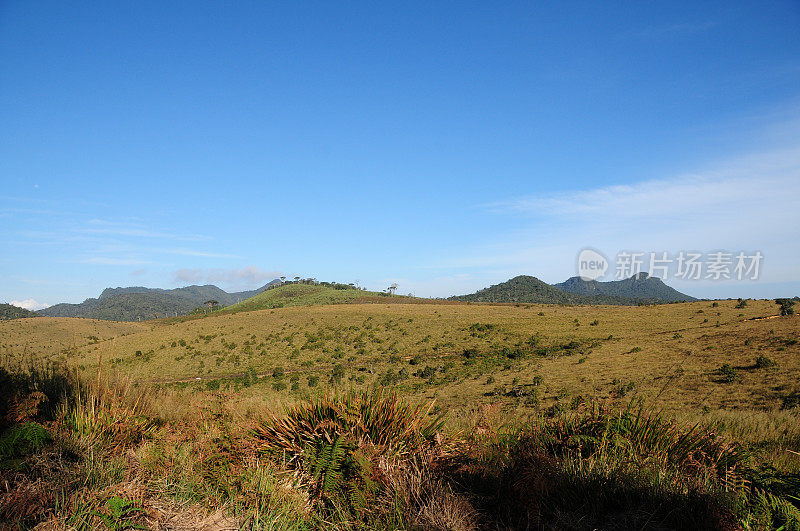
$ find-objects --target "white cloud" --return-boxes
[207,266,281,285]
[173,268,204,283]
[162,247,240,259]
[431,144,800,297]
[78,257,152,266]
[77,220,208,241]
[172,266,281,290]
[488,147,800,223]
[80,227,206,240]
[10,299,50,311]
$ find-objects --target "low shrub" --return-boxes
[252,389,444,516]
[718,364,738,383]
[755,355,777,369]
[448,405,749,529]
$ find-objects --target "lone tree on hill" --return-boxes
[775,298,796,316]
[388,283,398,296]
[204,300,219,313]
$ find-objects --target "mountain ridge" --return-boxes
[554,273,696,303]
[39,280,280,321]
[449,274,695,305]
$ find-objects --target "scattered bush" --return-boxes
[775,298,796,316]
[330,364,345,384]
[755,355,777,369]
[781,391,800,410]
[718,364,738,383]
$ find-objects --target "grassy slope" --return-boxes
[7,298,798,427]
[222,283,419,312]
[0,317,146,364]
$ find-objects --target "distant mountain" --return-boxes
[448,275,639,305]
[449,276,580,304]
[554,273,696,303]
[449,274,694,305]
[0,303,39,320]
[38,280,280,321]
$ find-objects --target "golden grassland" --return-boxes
[1,298,799,529]
[0,317,145,358]
[2,299,797,419]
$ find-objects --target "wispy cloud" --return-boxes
[162,248,240,259]
[173,269,204,284]
[77,257,153,266]
[172,266,281,289]
[9,218,237,266]
[73,219,209,241]
[634,20,719,40]
[77,227,208,241]
[487,147,800,222]
[435,144,800,291]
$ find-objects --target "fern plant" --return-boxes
[254,388,443,461]
[253,389,443,516]
[0,421,52,459]
[302,435,380,514]
[93,496,147,531]
[307,436,347,497]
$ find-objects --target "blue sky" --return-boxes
[2,1,799,308]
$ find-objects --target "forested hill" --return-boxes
[0,303,38,320]
[553,273,696,302]
[38,281,280,321]
[449,274,694,305]
[448,276,631,304]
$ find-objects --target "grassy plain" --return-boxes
[1,293,799,529]
[4,297,797,417]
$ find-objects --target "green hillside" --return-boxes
[449,275,576,304]
[225,282,417,312]
[0,303,38,320]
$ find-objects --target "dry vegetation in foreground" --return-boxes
[0,299,798,529]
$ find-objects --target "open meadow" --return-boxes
[1,295,799,529]
[4,297,798,418]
